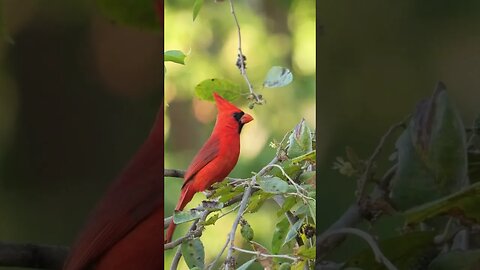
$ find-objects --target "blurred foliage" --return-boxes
[0,1,160,269]
[164,0,315,269]
[318,0,480,266]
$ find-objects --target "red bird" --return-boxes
[165,92,253,243]
[63,104,164,270]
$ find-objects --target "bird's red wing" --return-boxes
[64,108,164,270]
[183,135,220,187]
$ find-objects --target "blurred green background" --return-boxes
[0,1,161,269]
[318,0,480,262]
[164,0,315,268]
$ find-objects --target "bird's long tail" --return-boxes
[165,183,195,243]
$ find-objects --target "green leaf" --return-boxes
[428,250,480,270]
[203,213,219,226]
[276,196,297,217]
[258,176,289,194]
[307,199,316,224]
[297,170,316,183]
[246,191,273,213]
[173,209,203,224]
[278,262,292,270]
[164,50,186,65]
[271,160,303,181]
[344,231,437,269]
[240,220,254,241]
[192,0,204,21]
[263,66,293,88]
[391,83,468,210]
[287,119,313,159]
[296,246,316,260]
[96,0,160,30]
[283,219,303,246]
[237,258,256,270]
[405,182,480,225]
[218,186,245,203]
[272,218,289,254]
[291,260,306,270]
[291,150,316,164]
[194,78,242,102]
[181,238,205,269]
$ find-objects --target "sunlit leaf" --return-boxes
[405,182,480,225]
[428,250,480,270]
[173,209,203,224]
[246,191,273,213]
[279,262,292,270]
[287,119,313,159]
[276,196,297,217]
[192,0,204,21]
[291,260,306,270]
[344,231,437,269]
[203,213,219,226]
[263,66,293,88]
[291,150,316,164]
[237,258,256,270]
[240,220,254,241]
[195,78,242,102]
[96,0,160,30]
[272,218,289,254]
[181,238,205,269]
[258,176,289,194]
[296,245,316,260]
[164,50,186,65]
[218,186,245,203]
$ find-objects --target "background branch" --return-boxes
[0,242,68,269]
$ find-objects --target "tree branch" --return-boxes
[165,169,185,178]
[317,117,408,261]
[317,228,397,270]
[228,0,261,103]
[0,241,68,269]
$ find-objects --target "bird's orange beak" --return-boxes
[240,113,253,124]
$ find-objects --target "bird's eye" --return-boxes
[233,111,244,122]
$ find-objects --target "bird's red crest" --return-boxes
[213,92,242,113]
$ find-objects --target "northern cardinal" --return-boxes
[165,92,253,243]
[63,104,164,270]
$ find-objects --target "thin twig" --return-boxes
[317,228,397,270]
[228,0,259,102]
[225,176,256,270]
[356,116,409,202]
[232,246,298,261]
[206,238,229,270]
[165,169,185,178]
[165,211,210,250]
[170,246,183,270]
[317,164,397,258]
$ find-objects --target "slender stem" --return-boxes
[170,246,183,270]
[225,176,256,270]
[232,246,297,261]
[317,228,397,270]
[228,0,259,102]
[356,116,409,201]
